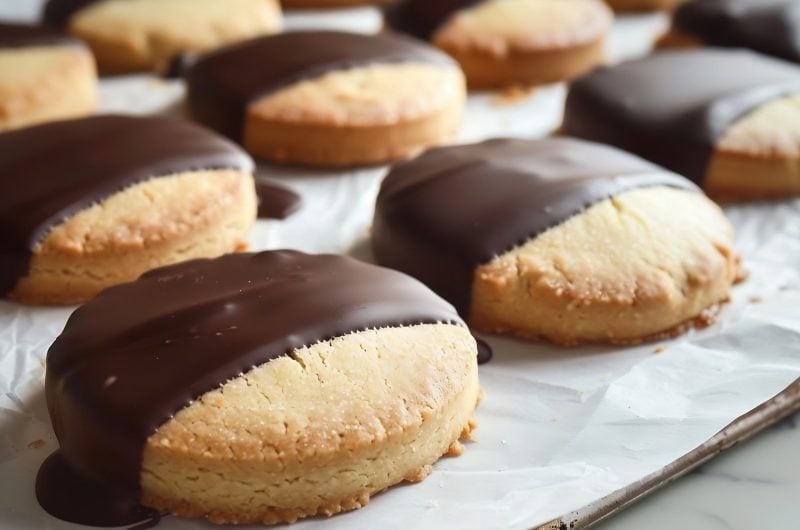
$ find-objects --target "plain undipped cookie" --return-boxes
[186,31,465,166]
[42,0,282,73]
[385,0,612,89]
[564,48,800,199]
[37,250,480,526]
[0,115,257,305]
[372,137,738,346]
[0,23,96,132]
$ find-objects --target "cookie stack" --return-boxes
[0,0,795,527]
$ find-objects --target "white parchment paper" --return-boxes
[1,4,800,530]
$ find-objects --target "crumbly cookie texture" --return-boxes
[0,45,96,132]
[706,95,800,199]
[471,186,737,345]
[604,0,685,12]
[142,323,480,525]
[69,0,281,73]
[432,0,612,89]
[245,62,466,166]
[11,169,256,305]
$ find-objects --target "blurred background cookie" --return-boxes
[0,115,256,305]
[373,137,737,346]
[564,48,800,199]
[41,0,282,74]
[659,0,800,63]
[281,0,391,8]
[186,31,465,166]
[604,0,685,11]
[385,0,612,89]
[38,250,480,526]
[0,23,96,131]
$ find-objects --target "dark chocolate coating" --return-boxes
[674,0,800,63]
[37,250,463,526]
[185,30,456,141]
[41,0,102,26]
[255,180,303,219]
[372,137,698,314]
[0,22,80,48]
[384,0,482,40]
[563,49,800,184]
[0,115,253,297]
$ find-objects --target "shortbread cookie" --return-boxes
[659,0,800,63]
[385,0,612,89]
[281,0,390,8]
[0,115,257,305]
[36,250,480,526]
[0,23,96,131]
[373,137,737,345]
[564,49,800,199]
[604,0,685,11]
[186,31,465,166]
[42,0,282,73]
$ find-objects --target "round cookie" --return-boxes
[372,137,738,346]
[186,31,465,167]
[0,23,96,132]
[42,0,282,74]
[36,250,480,526]
[281,0,390,8]
[385,0,612,89]
[0,115,257,305]
[604,0,685,11]
[659,0,800,63]
[564,48,800,199]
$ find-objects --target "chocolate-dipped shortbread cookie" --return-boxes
[0,115,257,305]
[373,137,737,346]
[186,31,465,167]
[37,250,480,526]
[385,0,612,89]
[42,0,282,73]
[604,0,685,12]
[564,49,800,199]
[659,0,800,63]
[0,23,96,132]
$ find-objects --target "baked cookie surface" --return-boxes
[0,115,256,304]
[42,0,282,73]
[186,31,465,166]
[604,0,685,11]
[0,23,96,131]
[372,137,737,345]
[563,48,800,199]
[660,0,800,63]
[385,0,612,89]
[37,250,480,526]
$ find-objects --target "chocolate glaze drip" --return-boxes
[185,30,456,141]
[0,22,79,48]
[674,0,800,63]
[372,137,697,315]
[38,250,463,526]
[0,115,253,297]
[475,338,493,365]
[384,0,483,40]
[255,180,302,219]
[41,0,101,26]
[563,49,800,184]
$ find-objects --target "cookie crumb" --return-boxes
[28,439,45,449]
[490,85,534,106]
[749,295,763,304]
[446,440,465,456]
[653,344,666,354]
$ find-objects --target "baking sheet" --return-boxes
[2,4,800,530]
